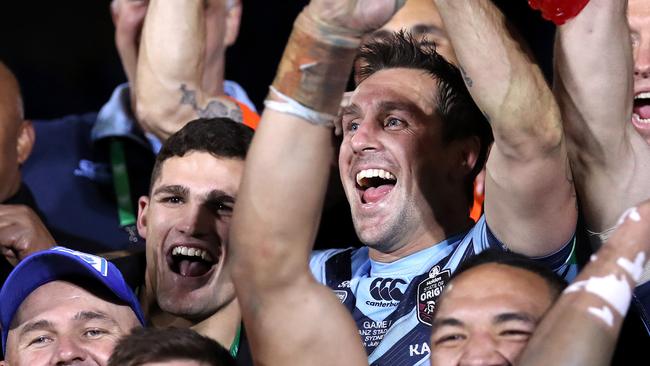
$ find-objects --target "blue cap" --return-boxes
[0,246,146,353]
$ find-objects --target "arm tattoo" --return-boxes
[459,66,474,88]
[179,84,243,123]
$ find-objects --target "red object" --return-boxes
[528,0,591,25]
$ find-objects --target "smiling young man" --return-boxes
[136,118,253,363]
[229,0,577,365]
[429,250,566,365]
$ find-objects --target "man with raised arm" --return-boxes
[229,0,577,364]
[552,0,650,341]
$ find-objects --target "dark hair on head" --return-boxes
[150,117,254,190]
[455,249,567,297]
[108,327,237,366]
[357,31,494,205]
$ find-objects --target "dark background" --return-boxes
[0,0,555,120]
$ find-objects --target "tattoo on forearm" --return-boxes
[179,84,243,123]
[460,66,473,88]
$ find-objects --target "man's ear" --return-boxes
[456,135,481,177]
[137,196,150,239]
[110,0,119,26]
[224,0,242,47]
[16,120,35,165]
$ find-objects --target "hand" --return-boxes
[0,204,55,266]
[306,0,406,35]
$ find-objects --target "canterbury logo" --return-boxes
[369,278,407,301]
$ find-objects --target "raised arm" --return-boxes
[554,0,650,242]
[229,1,404,365]
[518,199,650,365]
[135,0,243,141]
[434,0,576,256]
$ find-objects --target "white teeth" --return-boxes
[633,113,650,124]
[355,169,397,186]
[634,92,650,100]
[171,246,213,262]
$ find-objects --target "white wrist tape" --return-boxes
[265,86,336,128]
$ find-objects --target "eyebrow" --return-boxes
[341,103,361,117]
[205,190,236,203]
[493,312,538,325]
[431,317,464,333]
[376,100,421,117]
[73,311,118,326]
[153,184,189,197]
[19,320,54,337]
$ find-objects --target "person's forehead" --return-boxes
[13,281,123,326]
[628,0,650,24]
[154,152,244,193]
[437,264,552,316]
[351,68,438,115]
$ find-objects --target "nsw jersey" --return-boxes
[309,216,577,366]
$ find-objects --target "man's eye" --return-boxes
[28,335,53,347]
[499,329,532,340]
[212,202,234,216]
[83,328,108,339]
[385,117,404,129]
[161,196,183,204]
[433,333,465,346]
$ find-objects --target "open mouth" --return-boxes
[167,245,219,277]
[633,92,650,125]
[356,168,397,204]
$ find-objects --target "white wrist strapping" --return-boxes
[264,86,336,128]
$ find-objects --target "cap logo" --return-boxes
[51,246,109,276]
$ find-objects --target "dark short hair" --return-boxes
[429,249,567,324]
[108,327,237,366]
[357,32,494,205]
[150,118,254,190]
[453,249,568,298]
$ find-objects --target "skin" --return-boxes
[111,0,241,138]
[137,151,243,345]
[629,0,650,143]
[1,281,140,366]
[430,264,555,366]
[372,0,458,64]
[134,0,242,140]
[0,63,52,265]
[553,0,649,247]
[142,361,208,366]
[340,67,476,260]
[0,63,32,203]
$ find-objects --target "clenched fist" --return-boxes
[0,204,55,266]
[306,0,406,36]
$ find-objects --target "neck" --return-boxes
[368,198,474,263]
[141,275,241,348]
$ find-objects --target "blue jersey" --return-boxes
[310,216,577,366]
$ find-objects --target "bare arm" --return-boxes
[135,0,242,141]
[434,0,576,256]
[229,1,404,365]
[518,199,650,365]
[554,0,650,240]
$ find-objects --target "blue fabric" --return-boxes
[310,216,577,366]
